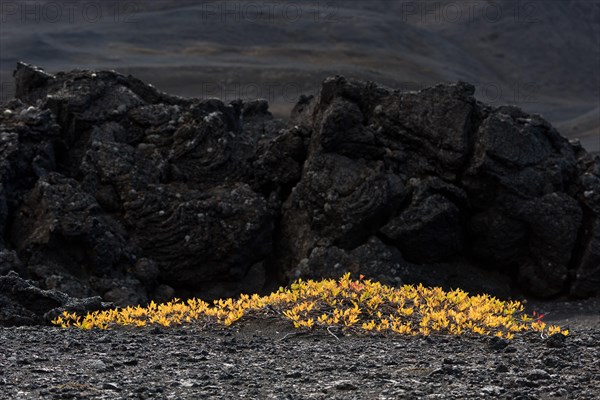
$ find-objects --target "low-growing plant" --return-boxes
[52,273,569,339]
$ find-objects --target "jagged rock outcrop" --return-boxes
[0,63,598,325]
[0,271,111,326]
[279,76,598,298]
[1,63,292,311]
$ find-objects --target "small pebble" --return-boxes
[334,380,358,390]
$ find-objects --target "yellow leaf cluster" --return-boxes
[52,273,569,339]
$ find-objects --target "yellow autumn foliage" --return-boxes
[52,273,569,339]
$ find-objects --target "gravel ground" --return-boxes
[1,299,598,400]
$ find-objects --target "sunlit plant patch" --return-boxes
[53,273,569,339]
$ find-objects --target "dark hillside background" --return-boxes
[1,0,598,149]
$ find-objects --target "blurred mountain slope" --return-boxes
[1,0,598,149]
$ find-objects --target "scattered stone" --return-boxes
[488,336,510,350]
[85,360,106,370]
[495,363,510,373]
[481,386,504,396]
[546,333,567,348]
[333,380,358,390]
[527,369,551,380]
[101,383,119,391]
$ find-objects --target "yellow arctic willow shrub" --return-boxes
[53,273,569,339]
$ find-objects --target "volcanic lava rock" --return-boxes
[1,62,290,312]
[0,63,598,323]
[0,271,110,326]
[278,75,598,298]
[379,177,467,263]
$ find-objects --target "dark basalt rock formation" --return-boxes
[280,77,595,299]
[0,63,598,324]
[0,271,111,326]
